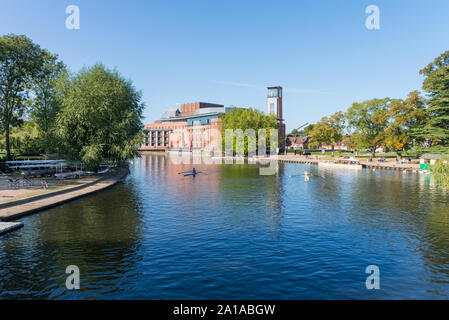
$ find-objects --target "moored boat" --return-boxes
[318,157,362,169]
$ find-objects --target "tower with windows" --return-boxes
[267,86,282,118]
[266,86,286,153]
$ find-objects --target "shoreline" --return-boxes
[276,155,421,172]
[0,221,24,235]
[0,167,129,228]
[1,171,116,209]
[160,151,423,172]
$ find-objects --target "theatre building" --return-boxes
[141,102,228,151]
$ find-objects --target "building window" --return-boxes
[270,103,275,114]
[268,88,278,98]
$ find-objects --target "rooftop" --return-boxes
[160,106,229,122]
[161,108,180,120]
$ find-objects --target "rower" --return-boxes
[192,168,196,175]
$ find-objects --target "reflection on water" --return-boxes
[1,153,449,299]
[0,183,144,299]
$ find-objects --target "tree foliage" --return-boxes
[384,91,427,155]
[289,128,299,136]
[416,50,449,153]
[309,111,345,149]
[0,120,42,154]
[29,50,67,152]
[56,64,144,169]
[431,158,449,189]
[302,124,315,137]
[0,34,43,159]
[345,98,390,156]
[220,107,278,155]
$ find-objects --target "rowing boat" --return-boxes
[184,171,202,176]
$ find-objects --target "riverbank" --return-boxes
[205,153,422,172]
[0,167,129,226]
[276,155,421,171]
[164,150,422,172]
[0,222,24,235]
[1,173,101,206]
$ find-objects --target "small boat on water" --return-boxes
[184,171,202,176]
[318,157,362,170]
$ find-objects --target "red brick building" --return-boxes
[140,102,227,151]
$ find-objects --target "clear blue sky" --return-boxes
[1,0,449,131]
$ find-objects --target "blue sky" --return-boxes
[1,0,449,131]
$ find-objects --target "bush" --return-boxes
[431,160,449,189]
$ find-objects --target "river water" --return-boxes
[1,153,449,299]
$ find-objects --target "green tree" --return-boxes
[220,107,278,155]
[432,159,449,189]
[385,91,427,155]
[289,128,299,136]
[416,51,449,153]
[345,98,390,157]
[290,124,314,137]
[0,120,42,154]
[302,124,315,137]
[0,34,43,159]
[29,50,67,152]
[309,121,332,148]
[309,111,345,153]
[56,64,144,169]
[345,132,365,153]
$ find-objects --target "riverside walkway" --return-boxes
[0,168,129,232]
[276,155,421,171]
[0,222,24,235]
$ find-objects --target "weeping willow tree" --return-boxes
[56,64,144,169]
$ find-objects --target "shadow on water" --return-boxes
[0,181,145,299]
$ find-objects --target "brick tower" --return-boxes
[266,86,285,153]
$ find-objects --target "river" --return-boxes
[1,153,449,299]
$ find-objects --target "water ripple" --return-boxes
[1,154,449,299]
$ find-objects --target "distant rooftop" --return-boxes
[161,108,180,120]
[160,106,230,122]
[194,106,227,115]
[181,102,224,108]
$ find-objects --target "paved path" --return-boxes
[277,155,420,171]
[0,168,129,222]
[360,161,420,171]
[0,175,98,206]
[0,222,24,235]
